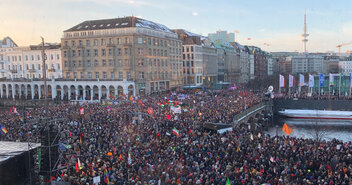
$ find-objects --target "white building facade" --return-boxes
[0,79,135,101]
[0,44,62,79]
[292,54,324,74]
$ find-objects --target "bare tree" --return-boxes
[309,112,327,142]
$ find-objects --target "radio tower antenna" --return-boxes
[301,11,309,53]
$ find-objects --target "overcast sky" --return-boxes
[1,0,352,52]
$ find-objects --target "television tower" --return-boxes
[301,12,309,53]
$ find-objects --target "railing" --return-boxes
[232,102,265,123]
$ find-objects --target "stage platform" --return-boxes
[0,141,40,185]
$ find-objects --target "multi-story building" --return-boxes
[338,56,352,74]
[266,54,278,76]
[208,30,235,42]
[173,29,218,86]
[0,43,62,79]
[247,46,267,80]
[61,16,183,95]
[232,42,250,83]
[292,54,324,74]
[323,55,339,74]
[213,40,240,83]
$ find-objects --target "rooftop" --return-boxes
[0,141,40,163]
[65,16,174,34]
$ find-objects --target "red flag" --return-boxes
[148,108,154,115]
[75,162,79,172]
[247,38,251,40]
[166,115,171,120]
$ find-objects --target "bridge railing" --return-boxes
[232,102,265,124]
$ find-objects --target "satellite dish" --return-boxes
[268,85,274,92]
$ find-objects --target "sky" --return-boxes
[1,0,352,52]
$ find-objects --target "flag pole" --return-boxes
[349,73,352,98]
[339,73,341,98]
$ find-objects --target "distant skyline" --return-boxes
[1,0,352,52]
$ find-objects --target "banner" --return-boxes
[289,75,295,88]
[279,75,285,88]
[350,74,352,87]
[171,106,181,114]
[320,74,324,87]
[299,74,305,87]
[329,73,334,86]
[309,74,314,87]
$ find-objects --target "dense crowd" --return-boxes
[1,88,352,185]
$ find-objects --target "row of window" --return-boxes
[63,48,171,58]
[183,46,194,52]
[1,54,60,62]
[5,74,60,79]
[65,71,178,80]
[64,37,181,48]
[66,71,130,80]
[63,59,181,68]
[4,63,61,71]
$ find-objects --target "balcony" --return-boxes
[48,68,55,72]
[29,69,36,73]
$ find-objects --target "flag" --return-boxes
[329,73,334,86]
[80,108,84,115]
[320,74,325,87]
[78,158,82,170]
[172,128,179,137]
[309,74,314,87]
[104,169,110,184]
[107,106,111,111]
[234,30,239,33]
[226,177,231,185]
[1,127,8,134]
[18,115,24,122]
[270,156,274,162]
[13,106,18,114]
[166,115,171,120]
[247,38,251,40]
[147,108,154,115]
[282,123,292,136]
[289,75,295,88]
[279,75,285,88]
[299,74,305,87]
[75,162,79,172]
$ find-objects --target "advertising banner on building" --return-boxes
[320,74,324,87]
[279,75,285,88]
[289,75,295,88]
[309,74,314,87]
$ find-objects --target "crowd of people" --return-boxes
[1,87,352,185]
